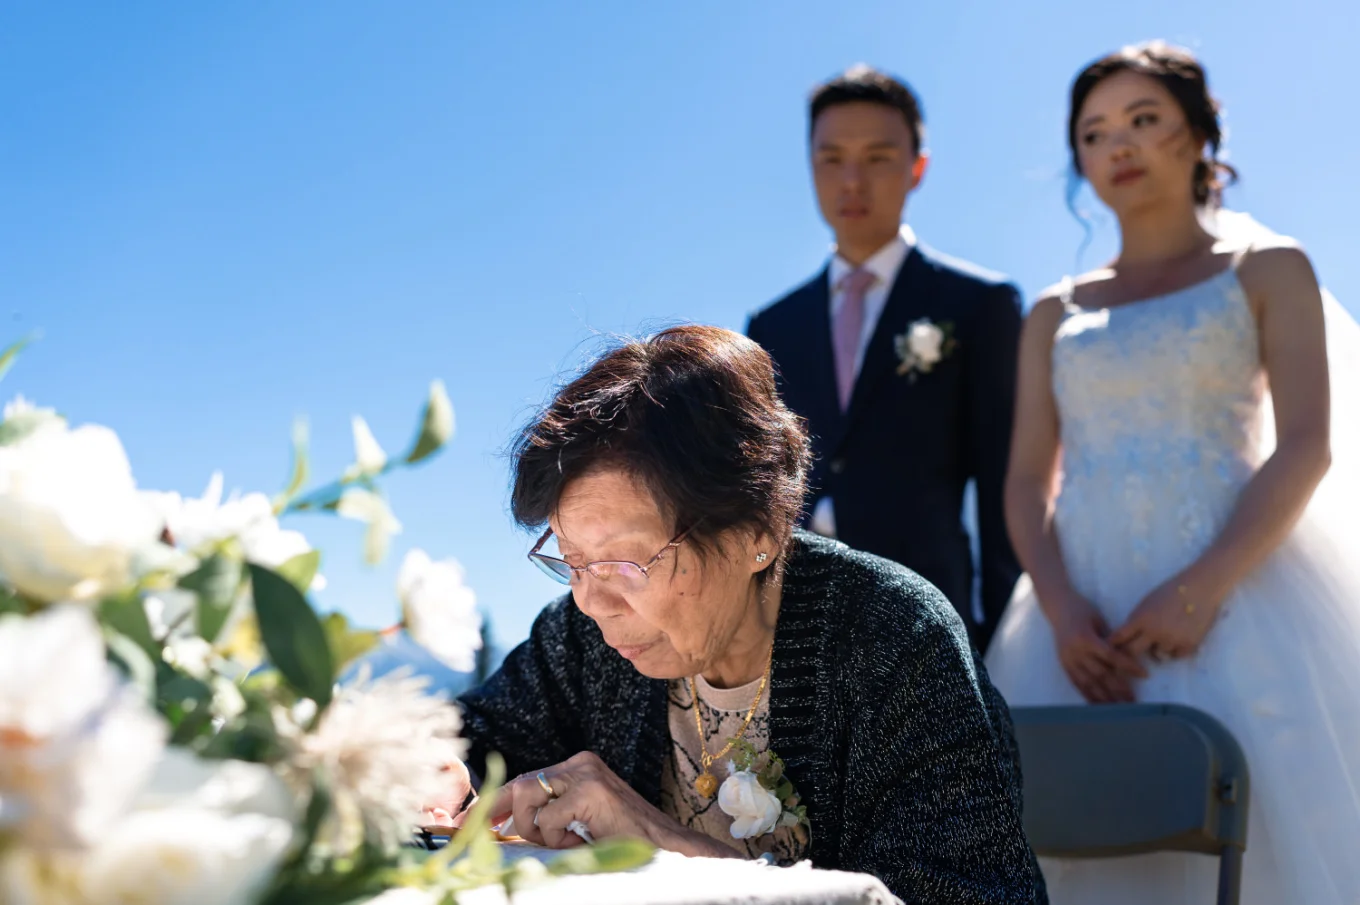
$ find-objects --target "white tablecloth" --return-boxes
[453,849,901,905]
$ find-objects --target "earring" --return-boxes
[755,552,769,564]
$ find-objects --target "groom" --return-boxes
[746,65,1022,651]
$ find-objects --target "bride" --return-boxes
[985,41,1360,903]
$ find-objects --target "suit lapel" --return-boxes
[845,248,928,426]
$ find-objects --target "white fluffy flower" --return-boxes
[0,606,166,849]
[0,750,296,905]
[906,319,945,366]
[717,769,782,840]
[397,549,482,673]
[275,668,464,855]
[0,420,163,603]
[337,488,403,565]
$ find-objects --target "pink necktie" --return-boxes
[833,268,876,411]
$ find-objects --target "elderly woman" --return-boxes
[452,325,1045,903]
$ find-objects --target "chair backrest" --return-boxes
[1010,703,1249,859]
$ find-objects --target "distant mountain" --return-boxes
[341,630,505,698]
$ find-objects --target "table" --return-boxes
[450,848,901,905]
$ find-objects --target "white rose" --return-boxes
[0,606,167,849]
[147,473,321,586]
[77,808,293,905]
[716,769,782,840]
[149,473,310,566]
[0,421,163,603]
[397,549,482,673]
[906,320,944,366]
[1,751,297,905]
[132,747,297,824]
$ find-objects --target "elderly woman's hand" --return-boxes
[420,758,475,830]
[491,752,735,857]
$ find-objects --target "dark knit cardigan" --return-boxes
[459,532,1047,904]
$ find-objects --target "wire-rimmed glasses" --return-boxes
[527,526,693,592]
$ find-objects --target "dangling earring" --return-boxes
[755,552,769,564]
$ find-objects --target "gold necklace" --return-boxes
[688,646,773,799]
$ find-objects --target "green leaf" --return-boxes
[301,776,332,846]
[272,417,310,515]
[546,837,655,876]
[157,668,215,742]
[249,563,335,709]
[97,593,159,659]
[275,550,321,595]
[0,587,25,617]
[0,335,33,383]
[199,694,284,763]
[321,612,380,670]
[728,736,759,773]
[179,553,245,644]
[405,379,453,465]
[105,630,157,703]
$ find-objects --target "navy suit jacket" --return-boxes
[746,243,1022,650]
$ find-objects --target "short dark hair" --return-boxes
[809,64,925,155]
[510,326,811,583]
[1068,41,1237,207]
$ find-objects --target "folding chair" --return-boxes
[1010,703,1250,905]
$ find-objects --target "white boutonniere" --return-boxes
[894,318,957,382]
[716,739,809,843]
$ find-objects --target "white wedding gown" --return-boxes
[985,213,1360,904]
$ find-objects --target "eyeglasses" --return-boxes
[527,526,693,592]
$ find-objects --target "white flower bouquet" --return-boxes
[0,338,651,905]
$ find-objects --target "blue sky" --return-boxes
[2,1,1355,651]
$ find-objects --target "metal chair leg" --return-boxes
[1216,846,1244,905]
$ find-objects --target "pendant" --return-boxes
[695,771,719,799]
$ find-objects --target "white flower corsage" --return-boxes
[715,740,809,843]
[894,318,956,382]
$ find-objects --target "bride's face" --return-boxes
[1074,70,1204,216]
[549,468,767,682]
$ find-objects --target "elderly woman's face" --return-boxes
[550,468,766,681]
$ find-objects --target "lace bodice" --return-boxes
[1051,266,1266,611]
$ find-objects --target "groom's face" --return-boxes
[810,101,921,257]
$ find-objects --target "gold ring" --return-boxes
[536,771,556,799]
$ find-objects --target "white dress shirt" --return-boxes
[811,224,916,538]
